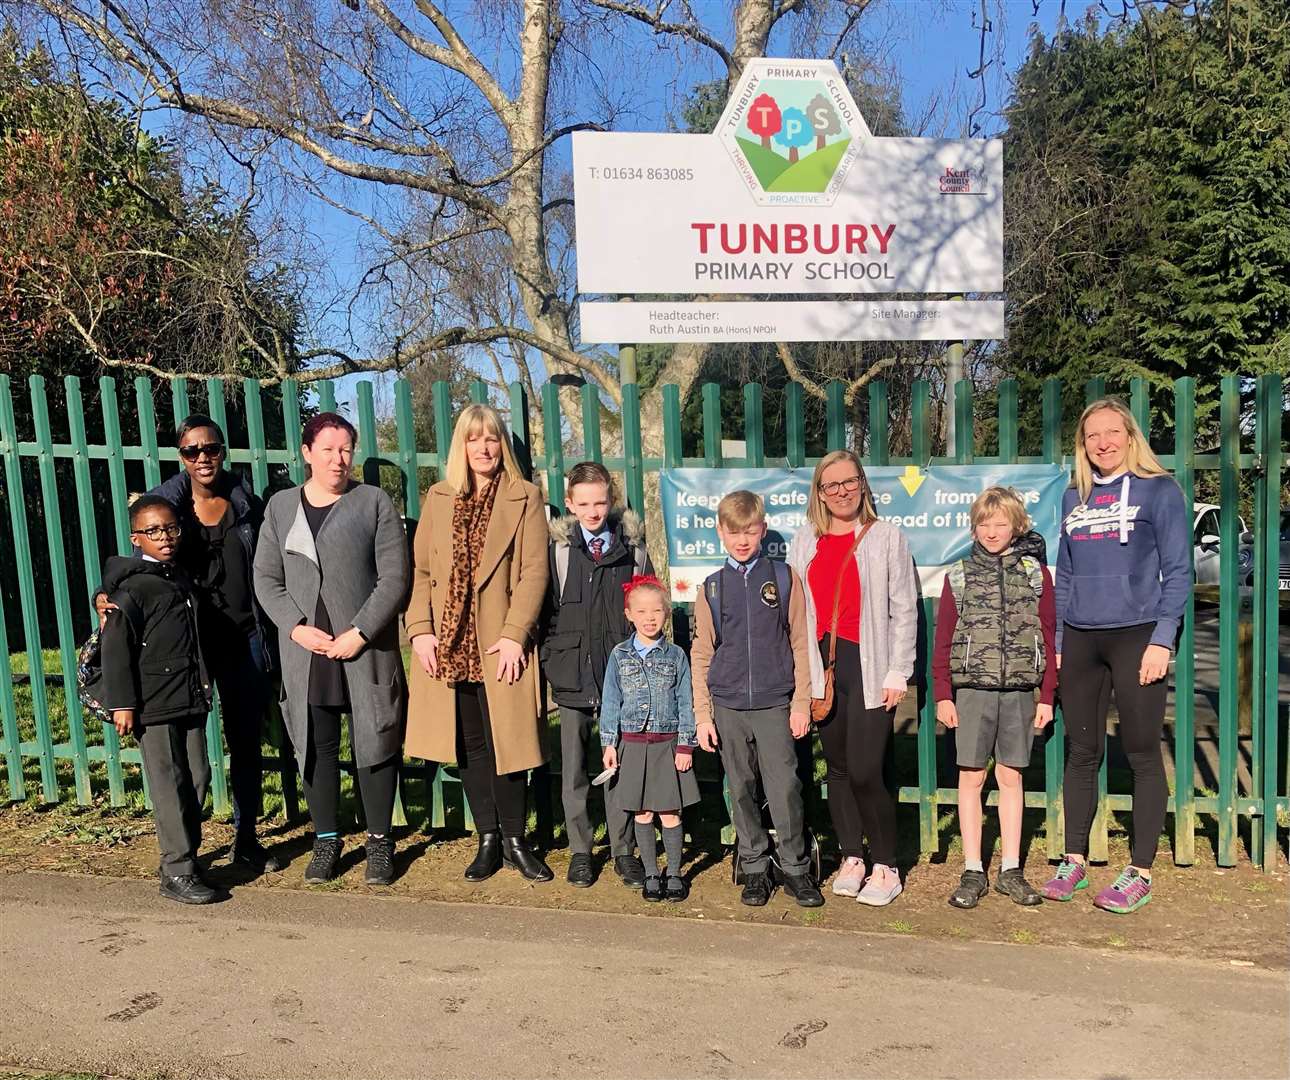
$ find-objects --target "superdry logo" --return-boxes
[939,167,986,195]
[1064,501,1140,537]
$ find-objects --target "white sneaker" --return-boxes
[856,865,902,906]
[831,856,866,897]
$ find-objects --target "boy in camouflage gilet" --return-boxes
[932,486,1057,909]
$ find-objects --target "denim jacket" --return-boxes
[599,637,697,749]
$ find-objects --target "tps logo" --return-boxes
[717,59,869,207]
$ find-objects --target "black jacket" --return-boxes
[99,556,212,726]
[541,510,652,710]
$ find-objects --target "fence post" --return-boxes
[31,375,93,805]
[1254,374,1282,868]
[542,382,564,514]
[910,380,930,464]
[580,383,602,463]
[743,384,765,467]
[622,382,645,514]
[281,379,305,486]
[0,375,57,802]
[243,379,270,498]
[702,383,723,467]
[432,381,454,480]
[356,381,380,487]
[1216,374,1241,866]
[1042,379,1066,859]
[0,572,24,801]
[1172,378,1197,865]
[318,380,337,414]
[825,381,846,450]
[784,383,805,468]
[662,385,683,468]
[395,379,420,521]
[997,379,1018,463]
[508,382,532,479]
[868,381,889,465]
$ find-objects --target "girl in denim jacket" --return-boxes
[601,576,699,902]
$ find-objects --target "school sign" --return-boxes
[573,58,1003,341]
[658,465,1068,602]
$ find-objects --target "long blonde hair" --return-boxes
[806,449,878,535]
[1072,397,1169,503]
[443,403,525,494]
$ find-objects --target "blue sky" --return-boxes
[312,0,1077,411]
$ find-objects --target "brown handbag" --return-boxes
[811,521,873,724]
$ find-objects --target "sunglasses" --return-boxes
[819,476,863,496]
[179,442,224,462]
[131,523,183,541]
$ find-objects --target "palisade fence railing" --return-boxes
[0,371,1284,869]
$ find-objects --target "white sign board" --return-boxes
[579,299,1005,343]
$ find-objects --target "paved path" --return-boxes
[1,872,1286,1080]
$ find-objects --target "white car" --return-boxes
[1192,502,1248,585]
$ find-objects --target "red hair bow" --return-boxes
[621,574,663,599]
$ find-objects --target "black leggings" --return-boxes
[816,637,898,866]
[301,705,398,837]
[1060,623,1168,868]
[456,683,527,838]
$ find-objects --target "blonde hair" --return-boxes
[806,450,877,535]
[443,404,525,494]
[970,486,1031,535]
[717,490,765,530]
[1072,397,1169,503]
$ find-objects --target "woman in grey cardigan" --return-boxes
[254,412,410,886]
[787,449,918,907]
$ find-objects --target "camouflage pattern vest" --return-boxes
[947,538,1046,692]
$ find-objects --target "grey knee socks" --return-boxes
[662,824,683,878]
[634,819,658,876]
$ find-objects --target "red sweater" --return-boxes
[808,532,862,643]
[932,566,1058,706]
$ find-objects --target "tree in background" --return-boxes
[747,93,782,149]
[1000,0,1289,442]
[807,93,841,150]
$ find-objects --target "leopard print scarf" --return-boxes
[435,477,499,684]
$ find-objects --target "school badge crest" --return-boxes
[760,580,780,608]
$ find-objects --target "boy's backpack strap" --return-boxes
[772,559,792,630]
[1018,555,1044,599]
[553,540,571,602]
[632,539,649,577]
[109,589,147,641]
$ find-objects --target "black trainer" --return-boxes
[364,835,395,886]
[665,874,689,903]
[159,873,220,905]
[613,854,646,889]
[304,837,343,883]
[642,875,665,902]
[226,835,287,874]
[567,852,595,888]
[995,867,1043,906]
[741,870,774,907]
[948,868,989,909]
[782,872,825,908]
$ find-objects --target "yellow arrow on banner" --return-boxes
[899,465,926,497]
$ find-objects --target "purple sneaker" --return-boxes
[1040,859,1089,901]
[1093,867,1152,914]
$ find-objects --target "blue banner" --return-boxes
[658,464,1068,600]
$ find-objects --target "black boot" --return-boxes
[364,835,396,886]
[226,834,287,874]
[464,830,503,881]
[501,836,554,882]
[304,837,343,883]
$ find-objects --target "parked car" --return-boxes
[1238,509,1290,589]
[1193,502,1247,585]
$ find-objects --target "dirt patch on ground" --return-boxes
[1,802,1285,970]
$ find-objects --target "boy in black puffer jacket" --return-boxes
[100,495,218,905]
[542,462,652,889]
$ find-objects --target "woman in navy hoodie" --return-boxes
[1042,398,1190,913]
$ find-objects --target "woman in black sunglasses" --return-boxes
[98,414,283,873]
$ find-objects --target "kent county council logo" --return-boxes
[717,58,870,207]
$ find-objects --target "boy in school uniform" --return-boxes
[542,462,652,888]
[100,495,218,905]
[933,486,1056,909]
[691,490,824,908]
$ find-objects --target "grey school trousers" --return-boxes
[714,703,809,876]
[137,715,211,878]
[559,705,634,857]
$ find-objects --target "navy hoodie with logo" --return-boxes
[1054,471,1191,654]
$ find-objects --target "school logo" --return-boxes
[717,58,869,207]
[760,580,781,608]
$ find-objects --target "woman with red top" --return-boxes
[787,450,919,906]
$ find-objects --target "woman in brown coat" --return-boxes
[404,404,553,881]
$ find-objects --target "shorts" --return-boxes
[953,688,1037,770]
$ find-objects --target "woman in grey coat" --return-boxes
[254,412,410,886]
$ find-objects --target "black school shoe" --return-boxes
[948,868,989,909]
[665,874,689,903]
[304,837,344,884]
[642,875,665,902]
[782,873,825,908]
[567,852,595,888]
[159,873,221,905]
[995,867,1043,906]
[225,835,287,874]
[364,835,396,886]
[613,854,646,889]
[741,870,774,906]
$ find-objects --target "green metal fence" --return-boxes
[0,371,1284,868]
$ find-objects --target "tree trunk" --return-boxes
[789,147,799,163]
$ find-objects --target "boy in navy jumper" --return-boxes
[690,491,823,908]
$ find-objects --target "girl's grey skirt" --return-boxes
[612,736,701,813]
